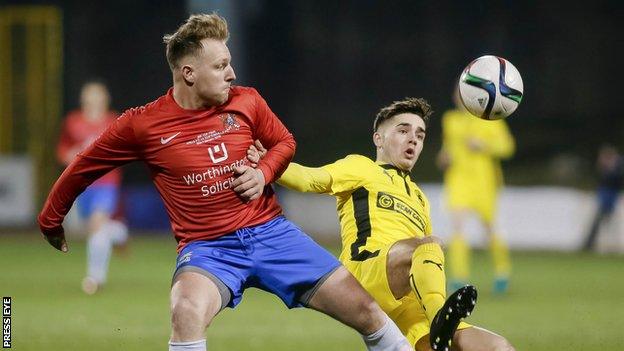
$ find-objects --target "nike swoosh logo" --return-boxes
[160,132,181,144]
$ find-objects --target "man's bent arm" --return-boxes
[250,88,296,183]
[38,111,140,237]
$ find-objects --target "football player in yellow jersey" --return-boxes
[248,98,514,351]
[437,90,515,294]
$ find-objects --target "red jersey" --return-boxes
[39,86,296,251]
[57,110,121,186]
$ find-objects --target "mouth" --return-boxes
[404,147,415,159]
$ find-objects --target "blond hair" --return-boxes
[373,97,433,132]
[163,13,229,70]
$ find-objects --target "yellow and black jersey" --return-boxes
[278,154,432,263]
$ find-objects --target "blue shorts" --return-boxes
[173,216,341,309]
[76,184,119,218]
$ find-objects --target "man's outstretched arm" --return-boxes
[246,141,332,194]
[277,163,332,194]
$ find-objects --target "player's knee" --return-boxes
[405,236,443,252]
[419,236,443,247]
[389,237,444,272]
[171,296,207,330]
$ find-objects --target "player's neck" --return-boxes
[375,155,412,174]
[172,83,213,111]
[83,108,107,122]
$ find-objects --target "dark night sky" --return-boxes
[6,0,623,184]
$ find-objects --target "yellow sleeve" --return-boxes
[277,154,370,195]
[277,163,332,193]
[321,154,370,194]
[483,120,515,159]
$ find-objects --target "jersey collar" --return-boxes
[378,163,411,179]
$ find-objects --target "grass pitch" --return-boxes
[1,233,623,350]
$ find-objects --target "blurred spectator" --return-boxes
[57,81,129,294]
[582,145,624,251]
[437,88,515,294]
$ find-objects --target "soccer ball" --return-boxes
[458,55,524,120]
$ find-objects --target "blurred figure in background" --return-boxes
[56,81,129,295]
[437,88,515,294]
[582,144,623,251]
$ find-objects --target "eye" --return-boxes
[399,129,408,134]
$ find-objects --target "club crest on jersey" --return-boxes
[219,113,240,132]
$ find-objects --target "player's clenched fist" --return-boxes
[246,140,267,168]
[232,164,266,201]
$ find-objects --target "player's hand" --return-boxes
[436,149,451,170]
[246,140,268,168]
[232,164,266,201]
[42,226,69,253]
[466,137,486,152]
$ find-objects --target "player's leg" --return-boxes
[484,226,511,294]
[82,210,113,294]
[386,236,477,351]
[82,185,121,294]
[448,209,471,290]
[387,236,446,323]
[583,189,616,251]
[252,216,411,350]
[169,237,248,351]
[169,271,224,350]
[480,199,511,294]
[452,326,515,351]
[306,267,412,351]
[582,208,605,251]
[108,218,130,255]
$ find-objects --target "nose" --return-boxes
[226,65,236,82]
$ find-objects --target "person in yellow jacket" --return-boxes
[248,98,515,351]
[437,90,515,294]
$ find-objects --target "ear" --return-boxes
[181,64,195,84]
[373,131,383,148]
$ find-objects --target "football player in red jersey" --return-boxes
[39,13,412,351]
[56,81,128,295]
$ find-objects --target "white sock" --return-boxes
[362,315,411,351]
[107,220,129,245]
[86,220,129,284]
[169,339,206,351]
[86,226,112,284]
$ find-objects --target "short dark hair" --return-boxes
[163,13,229,70]
[373,97,433,132]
